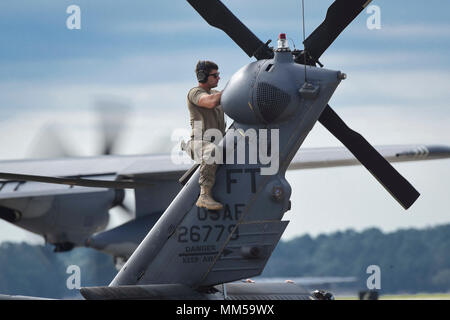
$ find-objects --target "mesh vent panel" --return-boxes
[256,82,291,123]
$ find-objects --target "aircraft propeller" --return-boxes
[28,99,130,158]
[95,99,130,156]
[187,0,420,209]
[26,98,135,215]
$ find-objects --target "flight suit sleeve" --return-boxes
[188,88,208,106]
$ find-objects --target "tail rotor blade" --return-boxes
[304,0,372,63]
[187,0,273,59]
[319,105,420,210]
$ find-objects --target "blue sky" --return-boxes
[0,0,449,243]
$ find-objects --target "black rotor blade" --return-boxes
[0,172,152,189]
[318,105,420,210]
[304,0,372,63]
[187,0,273,59]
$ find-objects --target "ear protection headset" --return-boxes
[196,60,208,83]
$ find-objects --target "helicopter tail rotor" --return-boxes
[188,0,420,209]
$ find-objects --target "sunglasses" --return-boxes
[208,72,220,78]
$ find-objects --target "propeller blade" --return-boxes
[187,0,273,59]
[27,124,78,159]
[318,105,420,210]
[0,172,152,189]
[304,0,372,63]
[95,99,131,155]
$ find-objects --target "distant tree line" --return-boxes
[0,244,117,299]
[0,224,449,298]
[263,224,450,294]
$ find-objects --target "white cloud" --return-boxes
[0,81,192,114]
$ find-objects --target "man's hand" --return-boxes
[197,91,222,109]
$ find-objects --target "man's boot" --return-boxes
[196,186,223,211]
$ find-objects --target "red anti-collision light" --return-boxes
[279,33,286,40]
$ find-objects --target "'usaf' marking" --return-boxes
[197,204,245,221]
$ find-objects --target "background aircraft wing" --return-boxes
[288,144,450,170]
[114,144,450,178]
[0,144,448,199]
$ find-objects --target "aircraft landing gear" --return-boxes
[53,242,75,252]
[113,256,126,270]
[312,290,335,300]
